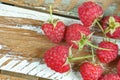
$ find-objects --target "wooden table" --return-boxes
[0,2,119,80]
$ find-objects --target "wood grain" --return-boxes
[0,27,61,58]
[0,16,42,26]
[66,0,78,11]
[1,70,48,80]
[0,16,59,58]
[0,74,27,80]
[1,0,120,15]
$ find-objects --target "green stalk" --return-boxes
[87,42,109,50]
[50,5,53,24]
[96,20,106,37]
[91,47,95,63]
[69,55,93,61]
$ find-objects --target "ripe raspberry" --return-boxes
[99,73,120,80]
[101,16,120,39]
[65,23,91,49]
[80,62,103,80]
[42,21,65,43]
[44,45,70,73]
[96,41,118,63]
[42,5,65,43]
[78,1,103,27]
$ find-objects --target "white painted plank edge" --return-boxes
[0,3,80,25]
[1,59,20,70]
[47,71,68,80]
[0,55,11,67]
[19,62,39,74]
[28,64,47,76]
[39,68,55,78]
[10,60,30,72]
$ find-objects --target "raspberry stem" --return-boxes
[50,5,53,24]
[96,20,106,37]
[87,42,109,50]
[69,55,93,61]
[91,47,95,63]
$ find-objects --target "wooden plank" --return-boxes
[0,27,62,58]
[10,60,30,73]
[0,74,27,80]
[10,60,30,72]
[0,55,11,67]
[0,3,119,80]
[36,68,55,78]
[1,60,20,70]
[1,0,120,16]
[1,70,47,80]
[19,62,39,74]
[0,3,80,25]
[0,16,42,26]
[40,68,55,78]
[28,64,47,76]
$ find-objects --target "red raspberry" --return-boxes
[101,16,120,39]
[65,23,91,49]
[42,21,65,43]
[78,1,103,27]
[96,41,118,63]
[44,45,70,73]
[80,62,103,80]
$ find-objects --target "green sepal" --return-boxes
[105,16,120,35]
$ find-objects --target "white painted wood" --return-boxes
[0,55,11,67]
[0,3,80,25]
[10,60,30,72]
[0,55,81,80]
[36,68,49,77]
[59,72,74,80]
[49,72,66,80]
[19,62,39,74]
[0,3,120,80]
[40,68,55,78]
[1,59,20,70]
[37,68,54,78]
[28,64,47,76]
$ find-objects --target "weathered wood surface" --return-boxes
[0,16,43,26]
[0,3,79,59]
[0,26,59,58]
[0,54,82,80]
[0,74,27,80]
[0,2,120,80]
[0,0,120,17]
